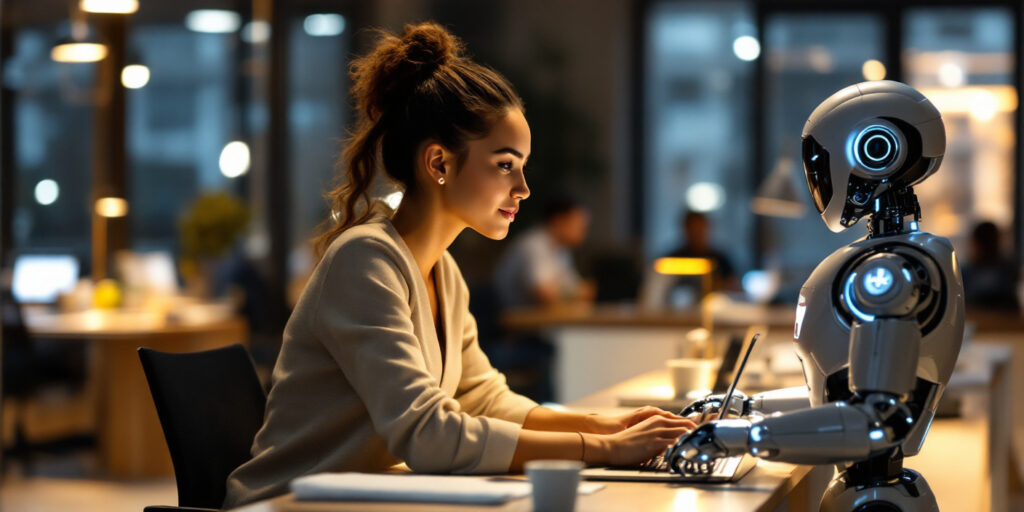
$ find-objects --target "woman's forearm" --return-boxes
[509,429,607,471]
[522,406,608,433]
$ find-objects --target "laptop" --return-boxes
[582,331,761,483]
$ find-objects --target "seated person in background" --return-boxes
[223,23,694,508]
[962,221,1020,312]
[490,195,595,401]
[667,210,740,293]
[493,195,596,310]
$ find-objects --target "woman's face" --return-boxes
[443,108,531,240]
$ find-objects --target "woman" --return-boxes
[223,22,695,508]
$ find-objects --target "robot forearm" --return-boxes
[748,394,914,465]
[749,386,811,414]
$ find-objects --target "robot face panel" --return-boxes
[801,81,946,232]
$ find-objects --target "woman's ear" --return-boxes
[423,143,447,184]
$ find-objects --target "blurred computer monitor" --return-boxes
[116,250,179,296]
[12,254,80,304]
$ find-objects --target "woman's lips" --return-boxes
[499,209,516,221]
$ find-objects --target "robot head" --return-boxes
[801,80,946,232]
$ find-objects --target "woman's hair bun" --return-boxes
[399,22,462,70]
[351,22,464,122]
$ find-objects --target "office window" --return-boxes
[643,1,756,271]
[287,13,349,253]
[759,13,885,296]
[6,25,94,259]
[903,8,1016,251]
[128,24,242,253]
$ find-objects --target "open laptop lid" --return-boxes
[717,331,760,421]
[710,335,744,394]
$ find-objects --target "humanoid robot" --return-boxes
[666,80,965,512]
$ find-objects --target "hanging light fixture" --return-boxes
[751,151,806,218]
[80,0,138,14]
[51,18,108,63]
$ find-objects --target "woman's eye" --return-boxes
[498,161,514,172]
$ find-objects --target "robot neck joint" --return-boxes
[868,187,921,238]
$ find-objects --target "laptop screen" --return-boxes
[12,254,79,304]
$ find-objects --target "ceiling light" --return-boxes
[80,0,138,14]
[732,35,760,61]
[95,197,129,218]
[219,141,250,178]
[121,64,150,88]
[862,59,886,81]
[185,10,241,34]
[51,40,107,63]
[303,14,346,37]
[35,179,60,205]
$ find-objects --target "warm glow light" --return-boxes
[51,42,107,63]
[917,86,1017,119]
[303,14,346,37]
[35,179,59,205]
[969,90,998,121]
[383,191,404,210]
[80,0,138,14]
[219,141,250,178]
[732,35,760,61]
[686,182,725,212]
[121,64,150,88]
[95,197,129,218]
[185,10,241,34]
[938,62,965,87]
[862,59,886,81]
[241,21,271,44]
[654,257,713,276]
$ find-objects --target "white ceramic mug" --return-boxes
[667,358,717,398]
[525,459,584,512]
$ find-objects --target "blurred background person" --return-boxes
[487,195,594,402]
[666,210,740,295]
[962,220,1020,312]
[493,194,596,310]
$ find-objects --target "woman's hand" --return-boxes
[587,406,685,434]
[588,415,697,467]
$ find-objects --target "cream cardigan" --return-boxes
[223,218,538,508]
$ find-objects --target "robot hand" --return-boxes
[665,418,753,474]
[680,391,752,422]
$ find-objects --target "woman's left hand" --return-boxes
[588,406,685,434]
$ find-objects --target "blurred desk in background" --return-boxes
[23,307,248,478]
[500,303,796,403]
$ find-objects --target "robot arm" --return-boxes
[680,386,810,420]
[668,394,914,467]
[669,253,924,469]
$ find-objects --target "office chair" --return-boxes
[138,344,266,512]
[1,287,90,474]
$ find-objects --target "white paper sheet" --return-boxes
[291,472,604,504]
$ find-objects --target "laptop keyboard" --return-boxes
[634,454,738,477]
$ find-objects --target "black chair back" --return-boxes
[138,344,266,509]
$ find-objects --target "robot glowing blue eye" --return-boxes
[750,426,763,442]
[700,454,709,461]
[853,125,900,172]
[862,267,893,295]
[869,429,884,441]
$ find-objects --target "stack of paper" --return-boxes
[291,472,603,505]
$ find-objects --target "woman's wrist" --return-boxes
[581,432,609,465]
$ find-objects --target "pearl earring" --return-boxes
[438,176,445,185]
